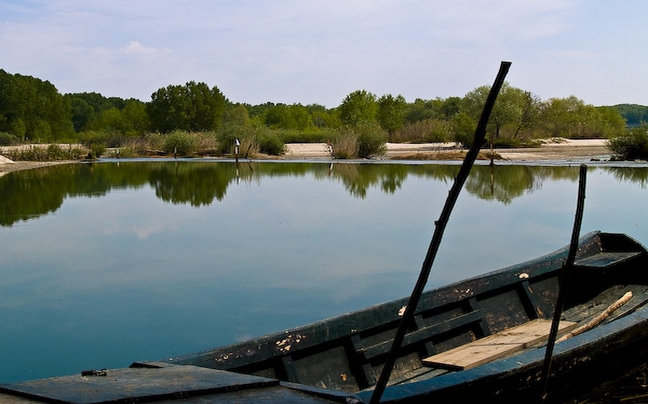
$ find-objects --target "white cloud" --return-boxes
[0,0,647,106]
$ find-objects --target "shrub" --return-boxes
[217,125,267,157]
[78,130,109,147]
[87,143,106,159]
[163,130,197,156]
[277,129,331,143]
[0,132,19,146]
[451,113,477,148]
[608,125,648,160]
[391,119,451,143]
[331,131,358,159]
[2,144,86,161]
[354,123,387,158]
[258,131,286,155]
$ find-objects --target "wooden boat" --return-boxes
[3,230,648,403]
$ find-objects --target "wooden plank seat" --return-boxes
[422,319,577,371]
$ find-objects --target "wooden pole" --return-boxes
[368,61,511,404]
[540,163,588,401]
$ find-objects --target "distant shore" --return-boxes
[284,138,611,161]
[0,138,611,175]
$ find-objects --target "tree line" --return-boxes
[1,68,646,157]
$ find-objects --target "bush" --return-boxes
[0,132,19,146]
[331,130,358,159]
[78,130,109,147]
[391,119,451,143]
[328,124,386,159]
[277,129,331,143]
[87,143,106,159]
[2,144,86,161]
[354,123,387,158]
[258,131,286,155]
[163,130,197,156]
[451,113,477,148]
[608,125,648,160]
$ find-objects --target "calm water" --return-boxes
[1,160,648,383]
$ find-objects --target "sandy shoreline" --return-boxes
[0,139,612,174]
[284,138,612,162]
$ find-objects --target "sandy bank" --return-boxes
[285,138,611,162]
[1,139,612,175]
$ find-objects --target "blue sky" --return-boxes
[1,0,646,107]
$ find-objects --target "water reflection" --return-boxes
[2,160,648,384]
[3,161,642,227]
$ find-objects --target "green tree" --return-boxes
[67,96,95,132]
[404,98,438,123]
[613,104,648,127]
[462,83,542,144]
[87,100,149,140]
[148,81,227,133]
[308,104,340,128]
[264,103,313,130]
[540,97,574,138]
[0,69,73,141]
[451,112,477,147]
[338,90,378,126]
[377,94,406,133]
[223,104,251,127]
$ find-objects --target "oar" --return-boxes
[368,61,511,404]
[540,163,588,401]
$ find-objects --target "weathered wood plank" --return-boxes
[422,319,577,370]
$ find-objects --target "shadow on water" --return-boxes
[3,160,643,227]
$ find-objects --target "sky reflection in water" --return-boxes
[1,161,647,383]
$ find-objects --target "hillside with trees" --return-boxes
[1,68,645,159]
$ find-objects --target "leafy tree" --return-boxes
[462,84,512,144]
[0,69,73,141]
[540,96,588,138]
[377,94,406,133]
[66,92,144,135]
[309,105,340,128]
[148,81,227,133]
[441,97,462,119]
[338,90,378,126]
[613,104,648,127]
[404,98,438,123]
[67,96,95,132]
[590,106,626,138]
[244,102,276,120]
[451,112,477,147]
[504,88,541,139]
[87,100,149,140]
[463,84,541,144]
[264,103,313,130]
[223,104,251,128]
[538,96,624,138]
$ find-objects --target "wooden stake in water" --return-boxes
[368,61,512,404]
